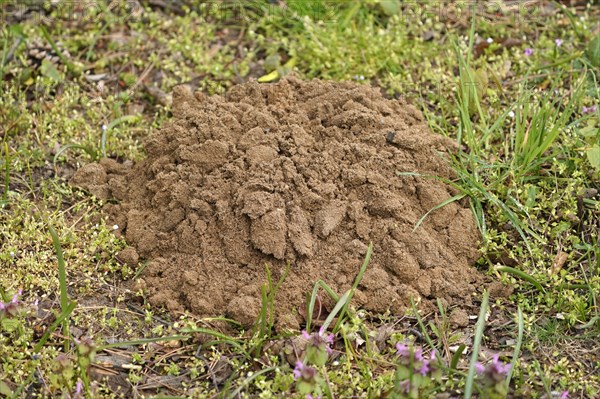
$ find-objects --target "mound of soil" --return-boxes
[73,77,482,329]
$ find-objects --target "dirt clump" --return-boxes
[73,77,482,329]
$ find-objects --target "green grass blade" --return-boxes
[505,307,524,391]
[464,290,489,399]
[181,328,249,358]
[410,298,435,351]
[413,194,466,231]
[257,283,269,337]
[226,366,276,399]
[39,25,78,74]
[33,300,76,353]
[321,290,350,331]
[450,344,466,372]
[0,32,9,92]
[305,279,341,332]
[495,265,546,293]
[49,225,70,350]
[332,243,372,332]
[98,335,191,350]
[318,281,340,301]
[53,143,97,163]
[3,142,9,202]
[305,282,322,333]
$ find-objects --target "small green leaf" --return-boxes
[586,144,600,170]
[9,24,25,38]
[0,380,13,396]
[40,59,62,83]
[450,344,466,370]
[380,0,400,16]
[263,54,281,73]
[579,124,598,138]
[1,317,20,332]
[257,69,280,83]
[586,34,600,67]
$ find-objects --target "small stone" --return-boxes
[117,247,139,267]
[314,200,346,238]
[449,308,469,327]
[71,163,109,199]
[488,281,514,298]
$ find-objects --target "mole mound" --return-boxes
[74,78,482,328]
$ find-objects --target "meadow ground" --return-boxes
[0,1,598,398]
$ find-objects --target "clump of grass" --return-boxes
[54,114,141,163]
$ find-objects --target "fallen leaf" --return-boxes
[586,144,600,170]
[551,251,569,274]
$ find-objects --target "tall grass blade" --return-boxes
[505,307,524,391]
[464,290,489,399]
[409,298,435,351]
[39,25,78,74]
[49,225,70,350]
[258,283,269,338]
[226,366,276,399]
[98,335,191,350]
[53,143,98,163]
[413,194,466,231]
[3,142,9,202]
[0,34,7,98]
[33,300,76,353]
[306,280,340,332]
[321,290,350,331]
[495,265,546,293]
[450,344,466,374]
[333,243,372,332]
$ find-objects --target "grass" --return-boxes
[0,0,598,397]
[464,290,489,399]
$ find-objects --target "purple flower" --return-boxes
[476,353,511,384]
[555,38,563,47]
[582,105,597,114]
[542,391,570,399]
[418,359,430,375]
[0,289,24,318]
[302,327,335,354]
[293,360,317,382]
[396,343,410,358]
[475,362,486,374]
[396,344,440,377]
[293,360,303,380]
[490,353,512,375]
[524,47,534,56]
[71,379,85,399]
[399,380,411,394]
[12,289,22,303]
[414,348,424,362]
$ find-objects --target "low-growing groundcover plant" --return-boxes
[1,284,569,398]
[1,0,599,398]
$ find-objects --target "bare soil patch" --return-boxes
[73,77,482,329]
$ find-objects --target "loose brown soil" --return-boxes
[73,77,482,329]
